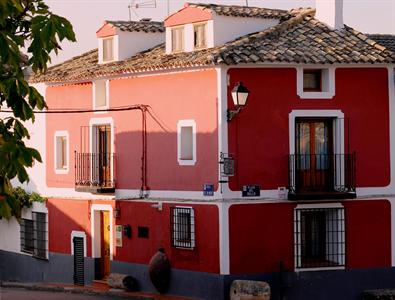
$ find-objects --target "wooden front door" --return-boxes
[100,211,111,279]
[295,118,333,192]
[98,126,111,187]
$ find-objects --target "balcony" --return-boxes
[288,153,356,200]
[75,152,115,194]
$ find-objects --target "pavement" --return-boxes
[0,287,120,300]
[0,281,195,300]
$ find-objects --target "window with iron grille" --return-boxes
[20,218,34,254]
[20,212,48,259]
[294,207,345,269]
[171,207,195,249]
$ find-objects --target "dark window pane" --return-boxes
[303,70,322,91]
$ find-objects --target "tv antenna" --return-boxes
[128,0,157,21]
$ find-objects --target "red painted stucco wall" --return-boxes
[45,70,218,191]
[227,68,390,191]
[344,200,391,269]
[46,198,219,273]
[114,201,220,273]
[228,200,391,274]
[229,203,296,274]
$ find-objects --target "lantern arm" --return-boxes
[227,106,242,122]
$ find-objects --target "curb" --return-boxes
[0,281,155,299]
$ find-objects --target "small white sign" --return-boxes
[115,225,122,247]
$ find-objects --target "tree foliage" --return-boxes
[0,0,75,218]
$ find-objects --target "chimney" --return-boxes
[315,0,344,30]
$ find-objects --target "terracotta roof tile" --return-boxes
[31,7,395,84]
[106,20,164,33]
[186,2,290,19]
[367,34,395,53]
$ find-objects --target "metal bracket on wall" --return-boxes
[219,152,235,193]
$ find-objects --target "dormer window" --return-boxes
[194,23,207,49]
[303,69,322,92]
[171,26,184,52]
[102,37,114,62]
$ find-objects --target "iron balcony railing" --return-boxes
[75,152,115,191]
[288,153,356,196]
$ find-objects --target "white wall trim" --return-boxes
[98,35,119,64]
[90,204,113,260]
[172,206,195,249]
[92,79,110,112]
[296,266,345,272]
[289,109,345,155]
[294,203,345,270]
[216,67,232,197]
[54,130,69,175]
[71,230,87,257]
[177,119,197,166]
[296,67,336,99]
[296,202,344,209]
[89,117,115,183]
[219,202,230,275]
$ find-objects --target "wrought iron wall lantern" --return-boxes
[227,81,250,122]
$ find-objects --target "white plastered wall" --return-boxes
[0,202,47,255]
[212,15,279,46]
[315,0,344,30]
[99,31,164,63]
[117,31,165,61]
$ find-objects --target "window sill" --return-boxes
[178,159,196,166]
[93,106,109,114]
[295,266,345,272]
[298,91,335,99]
[55,168,69,175]
[21,250,49,261]
[172,245,195,250]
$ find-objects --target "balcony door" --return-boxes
[295,118,333,192]
[97,125,111,187]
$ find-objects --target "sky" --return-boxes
[46,0,395,65]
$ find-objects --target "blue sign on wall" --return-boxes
[242,185,261,197]
[203,184,214,196]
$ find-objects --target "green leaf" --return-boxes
[0,0,74,218]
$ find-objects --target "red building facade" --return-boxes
[3,2,394,300]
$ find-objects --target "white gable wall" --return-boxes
[99,31,165,63]
[118,31,165,61]
[166,16,278,54]
[212,15,279,46]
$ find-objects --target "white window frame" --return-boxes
[172,206,195,249]
[171,26,185,53]
[297,67,336,99]
[193,22,207,50]
[71,230,87,257]
[93,80,110,111]
[177,119,197,166]
[90,204,114,260]
[89,117,115,184]
[54,130,69,174]
[294,203,345,271]
[102,37,114,63]
[289,110,346,189]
